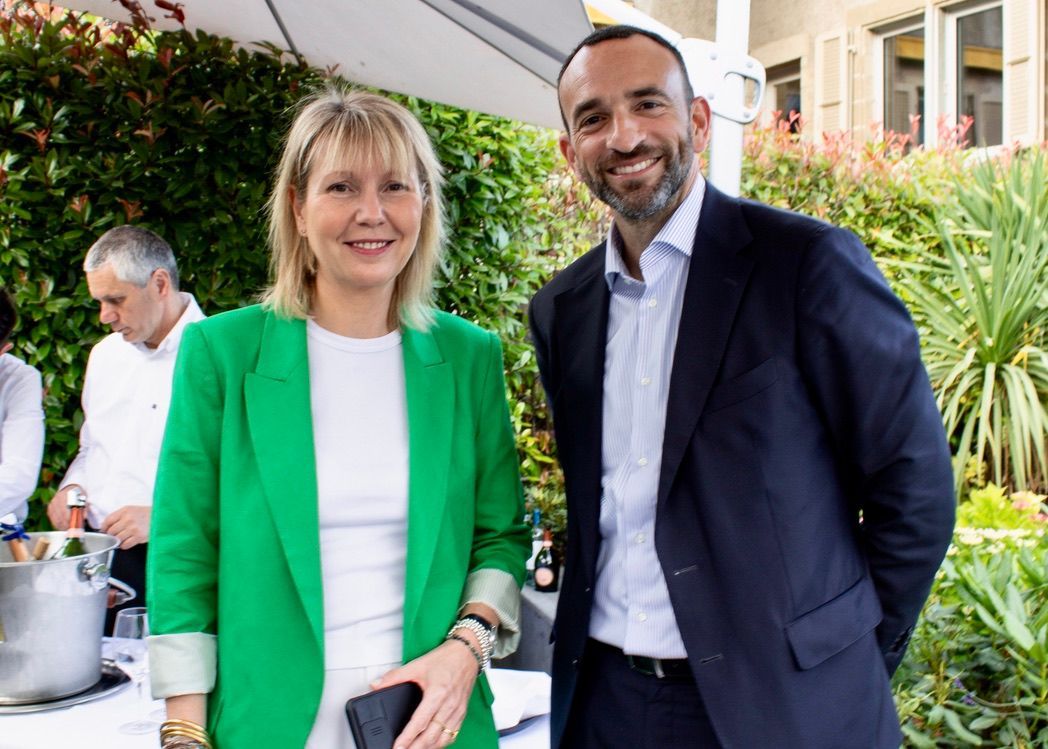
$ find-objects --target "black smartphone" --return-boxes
[345,682,423,749]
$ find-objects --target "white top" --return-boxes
[590,176,705,659]
[0,353,44,520]
[307,320,409,670]
[61,293,205,527]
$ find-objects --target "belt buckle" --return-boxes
[626,654,666,678]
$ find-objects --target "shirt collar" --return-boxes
[132,292,204,355]
[604,173,706,290]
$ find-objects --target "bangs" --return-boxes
[305,110,419,187]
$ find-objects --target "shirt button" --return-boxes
[648,298,658,308]
[635,533,646,544]
[637,612,648,622]
[637,457,648,467]
[640,377,652,386]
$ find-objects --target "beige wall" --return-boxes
[634,0,717,38]
[641,0,1046,145]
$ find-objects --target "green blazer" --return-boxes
[148,305,529,748]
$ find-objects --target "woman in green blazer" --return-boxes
[147,88,530,749]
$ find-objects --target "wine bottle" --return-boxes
[523,510,535,583]
[1,513,30,563]
[532,528,559,593]
[52,487,88,558]
[529,508,543,574]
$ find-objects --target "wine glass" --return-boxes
[112,607,159,734]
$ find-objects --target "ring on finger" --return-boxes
[433,719,460,740]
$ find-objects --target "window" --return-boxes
[766,60,802,132]
[883,25,925,144]
[953,5,1003,146]
[874,3,1005,149]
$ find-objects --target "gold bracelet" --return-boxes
[161,719,207,733]
[160,724,210,740]
[160,718,213,749]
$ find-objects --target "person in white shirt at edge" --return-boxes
[46,225,205,625]
[0,286,44,522]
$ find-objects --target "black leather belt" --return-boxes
[591,640,693,680]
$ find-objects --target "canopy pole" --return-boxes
[708,0,750,197]
[262,0,299,58]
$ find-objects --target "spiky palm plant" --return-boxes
[888,150,1048,492]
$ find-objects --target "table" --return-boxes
[0,661,549,749]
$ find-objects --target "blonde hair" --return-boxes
[262,86,444,330]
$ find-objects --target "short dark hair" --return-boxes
[0,287,16,347]
[557,24,695,132]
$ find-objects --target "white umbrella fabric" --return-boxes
[58,0,593,129]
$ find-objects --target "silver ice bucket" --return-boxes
[0,531,119,704]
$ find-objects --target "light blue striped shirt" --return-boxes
[589,175,706,659]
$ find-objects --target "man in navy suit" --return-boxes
[529,25,955,748]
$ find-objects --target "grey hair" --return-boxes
[84,225,180,290]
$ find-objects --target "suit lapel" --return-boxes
[244,313,323,646]
[401,324,453,638]
[658,186,755,508]
[553,254,609,584]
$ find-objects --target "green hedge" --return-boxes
[0,4,599,528]
[740,118,969,276]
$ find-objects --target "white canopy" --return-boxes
[58,0,594,130]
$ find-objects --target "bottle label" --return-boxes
[67,528,84,538]
[535,568,555,587]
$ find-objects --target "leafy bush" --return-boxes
[894,529,1048,747]
[740,115,968,275]
[957,485,1047,531]
[0,2,598,529]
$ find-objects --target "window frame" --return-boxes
[870,1,1006,149]
[940,0,1004,147]
[875,15,928,144]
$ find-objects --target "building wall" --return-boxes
[640,0,1047,146]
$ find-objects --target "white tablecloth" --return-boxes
[0,662,549,749]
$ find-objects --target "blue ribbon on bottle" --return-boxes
[1,521,30,542]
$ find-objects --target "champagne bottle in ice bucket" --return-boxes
[1,513,30,562]
[52,487,88,558]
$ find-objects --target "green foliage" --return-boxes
[885,152,1048,493]
[740,118,966,277]
[0,3,598,529]
[894,532,1048,747]
[957,485,1048,531]
[1,6,312,527]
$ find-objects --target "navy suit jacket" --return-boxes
[528,184,955,748]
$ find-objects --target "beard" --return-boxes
[581,136,693,222]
